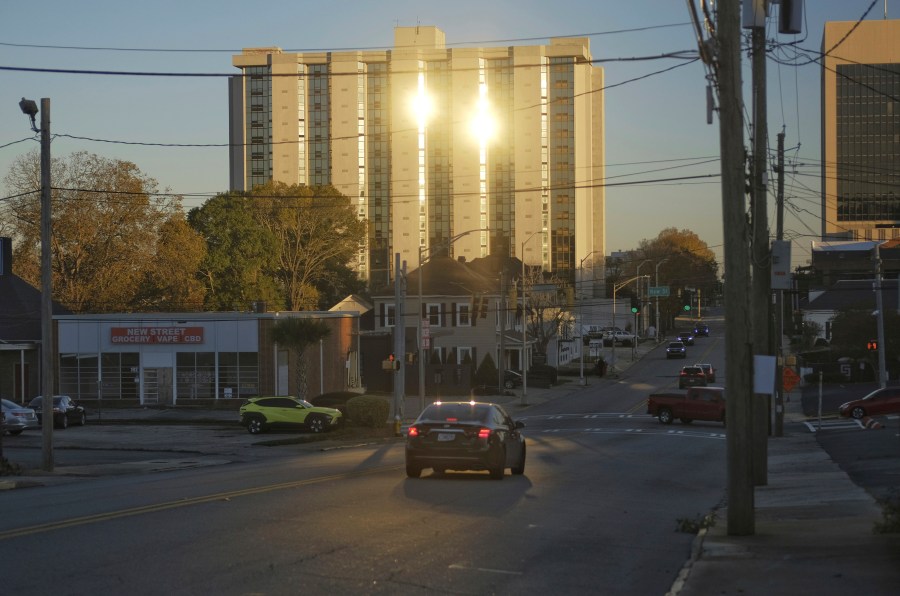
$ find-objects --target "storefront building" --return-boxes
[56,312,361,406]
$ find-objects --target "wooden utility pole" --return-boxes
[775,131,785,437]
[750,16,770,486]
[39,99,55,472]
[717,0,755,535]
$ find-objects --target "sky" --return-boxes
[0,0,893,273]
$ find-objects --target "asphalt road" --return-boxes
[0,342,731,595]
[2,318,896,595]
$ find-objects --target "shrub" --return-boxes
[474,352,498,385]
[1,457,23,476]
[346,395,390,428]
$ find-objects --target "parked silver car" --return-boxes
[1,398,40,435]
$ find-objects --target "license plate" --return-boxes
[437,433,455,442]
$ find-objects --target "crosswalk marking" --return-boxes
[803,419,863,432]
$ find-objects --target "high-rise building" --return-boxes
[229,26,605,294]
[821,19,900,241]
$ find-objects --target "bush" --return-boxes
[346,395,390,428]
[473,353,498,385]
[1,457,23,476]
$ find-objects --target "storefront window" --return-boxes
[98,352,139,400]
[176,352,215,399]
[218,352,259,399]
[59,354,100,399]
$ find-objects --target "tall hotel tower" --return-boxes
[230,26,605,292]
[821,19,900,241]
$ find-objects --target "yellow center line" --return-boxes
[0,464,401,541]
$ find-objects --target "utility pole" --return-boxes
[874,245,887,388]
[498,270,506,391]
[19,97,56,472]
[393,253,406,432]
[775,131,785,437]
[718,0,755,535]
[750,11,770,487]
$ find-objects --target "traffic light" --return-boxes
[631,306,639,315]
[383,353,399,371]
[867,339,878,351]
[683,304,691,312]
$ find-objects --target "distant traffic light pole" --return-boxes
[610,275,648,375]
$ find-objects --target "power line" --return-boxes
[0,49,698,80]
[0,23,693,54]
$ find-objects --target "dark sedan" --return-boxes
[27,395,87,429]
[676,332,695,346]
[405,401,526,480]
[666,341,687,359]
[839,387,900,419]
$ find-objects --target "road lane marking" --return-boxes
[0,464,401,541]
[449,564,522,576]
[538,428,725,440]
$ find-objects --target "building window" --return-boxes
[176,352,216,399]
[457,346,473,365]
[457,303,471,326]
[427,303,442,327]
[385,304,396,327]
[217,352,259,399]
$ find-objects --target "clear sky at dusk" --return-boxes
[0,1,893,272]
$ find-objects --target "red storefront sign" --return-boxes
[110,327,204,344]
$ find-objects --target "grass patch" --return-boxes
[874,494,900,534]
[675,512,717,533]
[0,456,23,476]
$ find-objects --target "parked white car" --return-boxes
[603,330,636,346]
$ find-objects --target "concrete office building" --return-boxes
[229,26,605,297]
[821,19,900,241]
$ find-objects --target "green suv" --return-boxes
[239,396,343,434]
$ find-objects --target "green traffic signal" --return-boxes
[683,304,691,311]
[631,307,639,314]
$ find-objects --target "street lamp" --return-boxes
[417,228,489,413]
[654,258,669,341]
[578,250,603,385]
[19,97,54,471]
[520,230,543,405]
[610,274,648,375]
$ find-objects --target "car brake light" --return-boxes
[478,428,491,439]
[408,426,419,438]
[447,417,458,423]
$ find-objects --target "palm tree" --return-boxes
[271,317,331,399]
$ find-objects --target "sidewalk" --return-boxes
[673,392,900,595]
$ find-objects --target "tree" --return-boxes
[270,317,331,399]
[251,182,367,310]
[188,183,368,312]
[187,193,284,311]
[625,228,720,329]
[522,267,573,357]
[2,150,195,313]
[135,215,207,311]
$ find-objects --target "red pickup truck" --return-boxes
[646,387,726,425]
